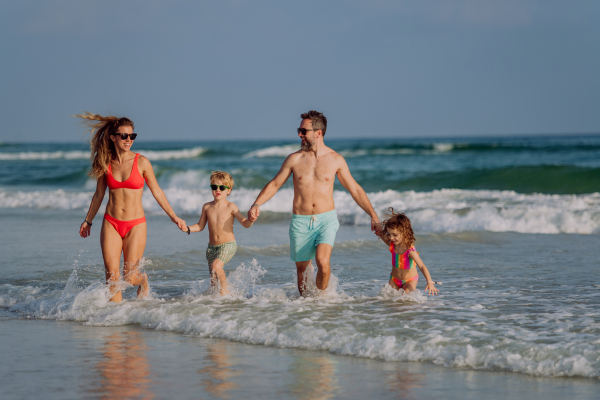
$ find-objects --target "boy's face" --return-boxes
[211,179,231,199]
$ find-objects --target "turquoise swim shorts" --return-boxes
[289,210,340,262]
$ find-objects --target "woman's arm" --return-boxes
[233,205,253,228]
[79,176,108,238]
[139,156,186,231]
[188,204,208,233]
[410,251,439,295]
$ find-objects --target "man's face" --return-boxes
[299,119,317,150]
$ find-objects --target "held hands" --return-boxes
[79,221,91,238]
[371,219,383,235]
[424,282,440,296]
[247,205,260,222]
[172,216,187,232]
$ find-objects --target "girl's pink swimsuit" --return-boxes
[104,153,146,238]
[389,244,418,288]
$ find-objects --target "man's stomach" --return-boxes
[292,194,335,215]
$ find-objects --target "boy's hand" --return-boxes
[425,282,439,296]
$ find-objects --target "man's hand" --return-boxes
[371,219,383,235]
[248,205,260,222]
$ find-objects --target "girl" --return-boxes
[77,112,187,302]
[378,208,439,295]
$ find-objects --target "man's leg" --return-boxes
[295,261,311,296]
[315,244,333,291]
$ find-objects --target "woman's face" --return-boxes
[110,125,135,152]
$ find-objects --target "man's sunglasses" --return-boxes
[297,128,317,135]
[210,184,230,191]
[111,133,138,140]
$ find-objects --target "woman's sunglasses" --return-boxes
[111,133,138,140]
[210,184,230,191]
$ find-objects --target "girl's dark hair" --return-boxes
[381,207,415,248]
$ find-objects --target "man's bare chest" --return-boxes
[292,160,337,184]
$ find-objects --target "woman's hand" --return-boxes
[172,216,187,231]
[79,221,91,238]
[425,282,439,296]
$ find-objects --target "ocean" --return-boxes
[1,135,599,399]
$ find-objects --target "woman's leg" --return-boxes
[210,259,229,295]
[122,222,148,298]
[100,219,124,302]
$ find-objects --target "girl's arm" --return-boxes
[410,250,440,295]
[139,156,186,231]
[378,230,391,246]
[188,204,208,233]
[79,176,108,238]
[233,204,253,228]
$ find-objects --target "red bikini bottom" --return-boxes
[104,214,146,238]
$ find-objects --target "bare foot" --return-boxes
[137,273,149,298]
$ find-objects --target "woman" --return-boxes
[77,112,186,302]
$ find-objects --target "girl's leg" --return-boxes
[100,219,124,302]
[122,222,149,298]
[210,259,228,295]
[388,278,401,290]
[402,279,418,294]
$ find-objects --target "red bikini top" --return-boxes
[106,153,145,190]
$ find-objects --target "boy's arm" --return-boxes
[233,204,253,228]
[189,204,209,233]
[410,250,440,295]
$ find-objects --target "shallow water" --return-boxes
[1,210,599,382]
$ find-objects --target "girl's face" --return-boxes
[387,227,403,245]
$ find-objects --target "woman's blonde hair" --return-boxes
[381,207,415,248]
[210,171,234,189]
[74,112,134,179]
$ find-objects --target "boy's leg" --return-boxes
[210,259,228,295]
[314,244,333,291]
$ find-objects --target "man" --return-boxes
[248,110,381,296]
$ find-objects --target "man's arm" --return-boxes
[336,156,381,232]
[248,154,295,220]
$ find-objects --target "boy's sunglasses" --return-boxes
[210,184,230,191]
[297,128,316,135]
[111,133,138,140]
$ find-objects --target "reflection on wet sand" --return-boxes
[288,356,339,400]
[385,369,425,399]
[199,340,240,399]
[95,331,153,400]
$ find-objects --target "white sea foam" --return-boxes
[0,147,206,161]
[1,187,599,234]
[0,150,90,160]
[138,147,207,160]
[243,144,300,158]
[2,260,599,379]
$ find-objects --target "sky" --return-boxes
[1,0,599,142]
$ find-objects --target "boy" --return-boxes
[186,171,253,294]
